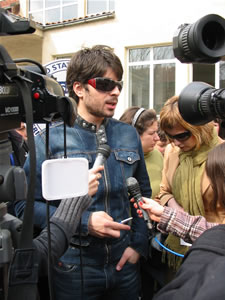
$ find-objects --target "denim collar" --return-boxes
[76,114,108,144]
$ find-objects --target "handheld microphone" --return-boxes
[93,144,111,168]
[126,177,153,229]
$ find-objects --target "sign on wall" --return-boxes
[45,58,70,96]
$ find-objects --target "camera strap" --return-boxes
[7,78,38,300]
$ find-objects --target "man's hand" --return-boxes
[116,247,140,271]
[88,165,104,196]
[88,211,130,238]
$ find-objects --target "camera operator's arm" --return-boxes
[33,194,92,276]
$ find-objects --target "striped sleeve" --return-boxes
[158,207,218,243]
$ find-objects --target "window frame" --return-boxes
[127,45,177,111]
[29,0,78,25]
[189,61,222,88]
[86,0,114,15]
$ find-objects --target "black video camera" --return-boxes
[0,8,76,134]
[173,14,225,125]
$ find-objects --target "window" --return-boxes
[29,0,78,25]
[87,0,114,15]
[193,64,215,86]
[128,46,176,114]
[219,60,225,88]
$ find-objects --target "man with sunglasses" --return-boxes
[17,45,151,300]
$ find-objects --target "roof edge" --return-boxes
[36,11,115,31]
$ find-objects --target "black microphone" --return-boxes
[126,177,153,229]
[93,144,111,168]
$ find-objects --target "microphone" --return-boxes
[93,144,111,168]
[126,177,153,229]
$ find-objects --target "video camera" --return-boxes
[173,14,225,125]
[0,23,76,132]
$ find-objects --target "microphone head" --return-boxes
[126,177,141,197]
[97,144,111,158]
[126,177,152,229]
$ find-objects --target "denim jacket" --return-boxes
[23,117,151,258]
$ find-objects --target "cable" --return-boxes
[10,153,15,166]
[45,120,67,300]
[154,236,184,258]
[79,221,84,300]
[63,122,67,158]
[46,201,54,300]
[45,122,55,300]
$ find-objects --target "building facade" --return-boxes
[0,0,224,118]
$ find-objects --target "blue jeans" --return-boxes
[53,235,140,300]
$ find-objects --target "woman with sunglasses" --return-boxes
[157,95,224,274]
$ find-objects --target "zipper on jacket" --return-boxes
[103,163,110,264]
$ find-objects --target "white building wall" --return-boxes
[38,0,225,118]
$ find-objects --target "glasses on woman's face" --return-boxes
[165,130,192,142]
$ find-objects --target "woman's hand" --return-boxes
[131,197,164,223]
[88,165,104,196]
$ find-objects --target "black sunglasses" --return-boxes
[165,131,191,141]
[87,77,123,92]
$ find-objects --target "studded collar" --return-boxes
[75,114,108,144]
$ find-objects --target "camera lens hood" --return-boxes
[178,81,215,125]
[173,14,225,63]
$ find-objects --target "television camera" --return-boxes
[173,13,225,125]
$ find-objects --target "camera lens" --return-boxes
[173,14,225,63]
[202,21,224,51]
[178,81,225,125]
